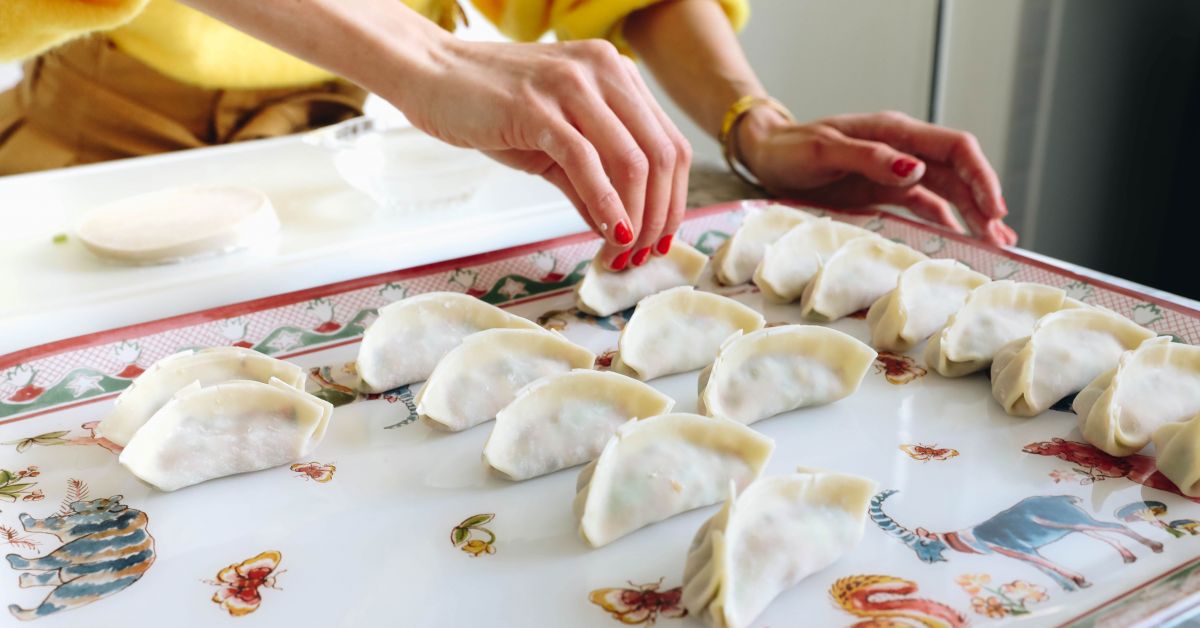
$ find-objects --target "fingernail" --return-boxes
[655,234,673,255]
[610,249,632,271]
[892,158,918,178]
[613,220,634,246]
[632,247,651,266]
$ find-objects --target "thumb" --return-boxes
[822,133,926,186]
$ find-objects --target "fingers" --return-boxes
[871,184,963,234]
[823,111,1007,220]
[539,162,599,232]
[618,56,690,258]
[536,121,633,261]
[817,129,927,187]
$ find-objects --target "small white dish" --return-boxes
[308,117,495,212]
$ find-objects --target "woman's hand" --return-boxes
[397,38,691,270]
[737,108,1017,246]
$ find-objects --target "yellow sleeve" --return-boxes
[471,0,749,51]
[0,0,149,61]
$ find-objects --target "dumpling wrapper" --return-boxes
[924,281,1085,377]
[699,325,876,425]
[76,185,278,264]
[356,291,541,393]
[799,236,928,321]
[865,259,990,352]
[683,468,877,628]
[753,218,877,303]
[576,241,708,317]
[712,204,817,285]
[1075,336,1200,456]
[613,286,765,380]
[1151,412,1200,497]
[574,413,774,548]
[990,308,1155,417]
[417,328,595,432]
[483,370,674,480]
[98,346,306,447]
[119,378,333,491]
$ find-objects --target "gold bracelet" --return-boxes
[719,95,795,190]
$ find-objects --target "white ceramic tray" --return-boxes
[1,201,1198,627]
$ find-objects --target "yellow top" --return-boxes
[0,0,748,89]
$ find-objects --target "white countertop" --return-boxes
[1,134,1195,357]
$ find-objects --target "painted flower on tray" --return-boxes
[1000,580,1047,604]
[0,466,42,502]
[64,373,104,398]
[921,235,945,255]
[307,298,341,333]
[992,259,1018,280]
[954,573,991,595]
[208,550,285,616]
[215,317,252,347]
[451,514,496,557]
[1048,468,1083,484]
[874,352,928,385]
[3,365,43,403]
[497,278,528,300]
[1131,302,1164,326]
[958,573,1047,617]
[1063,280,1095,302]
[589,579,687,625]
[379,282,409,303]
[290,462,336,483]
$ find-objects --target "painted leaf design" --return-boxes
[0,483,35,496]
[459,514,494,528]
[451,527,469,546]
[0,470,12,484]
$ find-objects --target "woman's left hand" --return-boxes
[737,109,1018,246]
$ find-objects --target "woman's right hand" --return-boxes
[395,37,691,271]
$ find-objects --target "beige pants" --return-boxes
[0,36,367,175]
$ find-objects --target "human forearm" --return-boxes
[178,0,447,112]
[624,0,779,140]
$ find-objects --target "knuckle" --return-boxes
[879,110,910,124]
[674,137,693,167]
[650,140,676,171]
[593,187,624,217]
[576,39,619,63]
[616,146,649,179]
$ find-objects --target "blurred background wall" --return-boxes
[2,0,1196,298]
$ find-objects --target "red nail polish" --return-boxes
[655,234,673,255]
[610,249,632,271]
[892,158,918,178]
[613,220,634,245]
[632,247,651,266]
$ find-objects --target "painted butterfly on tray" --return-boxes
[208,550,285,616]
[589,578,687,624]
[899,443,960,462]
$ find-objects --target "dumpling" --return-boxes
[576,241,708,317]
[699,325,875,425]
[356,291,540,393]
[682,468,877,628]
[1075,336,1200,456]
[574,413,773,547]
[712,204,817,285]
[98,346,305,447]
[613,287,765,380]
[924,281,1084,377]
[483,370,674,480]
[752,218,876,303]
[119,378,333,491]
[865,259,990,352]
[799,237,928,321]
[1151,412,1200,497]
[417,328,595,432]
[990,308,1155,417]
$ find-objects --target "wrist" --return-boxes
[732,105,790,180]
[350,8,455,113]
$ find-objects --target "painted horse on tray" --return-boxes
[6,495,155,620]
[871,490,1162,591]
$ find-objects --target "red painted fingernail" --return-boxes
[610,249,632,271]
[892,158,918,178]
[632,247,651,266]
[655,234,673,255]
[613,220,634,245]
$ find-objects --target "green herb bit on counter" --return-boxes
[52,233,68,244]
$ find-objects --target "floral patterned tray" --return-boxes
[1,200,1198,627]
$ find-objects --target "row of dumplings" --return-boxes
[707,204,1200,476]
[354,291,880,626]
